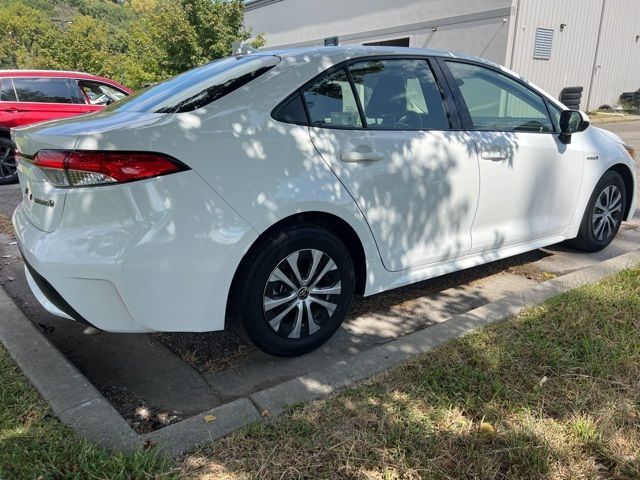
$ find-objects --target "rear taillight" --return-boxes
[25,150,189,187]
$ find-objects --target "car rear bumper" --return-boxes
[13,170,258,333]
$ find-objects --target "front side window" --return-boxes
[303,68,362,128]
[78,80,127,106]
[12,78,75,104]
[108,55,280,114]
[347,59,449,130]
[445,61,553,133]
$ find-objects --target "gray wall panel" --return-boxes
[588,0,640,109]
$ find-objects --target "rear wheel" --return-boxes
[236,225,355,356]
[0,138,18,185]
[566,171,626,252]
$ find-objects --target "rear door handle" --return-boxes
[5,107,22,113]
[480,151,510,161]
[340,151,385,163]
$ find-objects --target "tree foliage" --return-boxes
[0,0,264,89]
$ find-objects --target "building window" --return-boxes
[533,28,554,60]
[363,37,410,47]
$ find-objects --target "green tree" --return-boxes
[0,2,60,69]
[37,15,116,77]
[0,0,264,89]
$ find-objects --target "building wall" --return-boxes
[587,0,640,109]
[245,0,640,111]
[245,0,514,64]
[510,0,640,110]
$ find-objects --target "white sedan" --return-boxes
[12,46,637,356]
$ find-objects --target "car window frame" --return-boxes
[437,58,559,134]
[272,55,463,132]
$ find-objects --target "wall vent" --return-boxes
[533,28,554,60]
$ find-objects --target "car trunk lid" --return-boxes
[16,158,66,232]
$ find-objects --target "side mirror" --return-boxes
[559,110,590,144]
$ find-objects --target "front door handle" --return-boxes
[3,107,22,113]
[480,151,510,161]
[340,151,385,163]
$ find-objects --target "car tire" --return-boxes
[560,86,583,95]
[566,171,626,252]
[235,225,355,357]
[561,92,583,101]
[0,137,18,185]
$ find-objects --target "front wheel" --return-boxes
[0,138,18,185]
[566,171,626,252]
[236,225,355,357]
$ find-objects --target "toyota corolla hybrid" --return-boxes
[11,46,637,356]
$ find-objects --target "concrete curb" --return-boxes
[1,248,639,456]
[0,287,138,452]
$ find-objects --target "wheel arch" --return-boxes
[607,163,635,219]
[225,211,368,321]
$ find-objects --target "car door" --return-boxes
[8,77,89,127]
[440,60,584,254]
[0,78,23,129]
[305,58,480,271]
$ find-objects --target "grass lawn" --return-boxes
[181,267,640,479]
[0,343,178,479]
[1,267,639,479]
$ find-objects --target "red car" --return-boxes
[0,70,132,184]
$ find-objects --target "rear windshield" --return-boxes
[107,55,280,114]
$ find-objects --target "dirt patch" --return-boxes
[154,329,254,374]
[0,214,14,237]
[506,263,557,282]
[100,386,182,434]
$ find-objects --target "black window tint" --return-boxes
[445,61,553,133]
[107,55,280,114]
[67,81,86,104]
[12,78,74,103]
[273,92,308,125]
[0,79,17,101]
[348,59,449,130]
[303,68,362,128]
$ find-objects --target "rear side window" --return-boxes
[272,92,307,125]
[303,68,362,128]
[445,61,553,132]
[347,59,449,130]
[108,55,280,114]
[0,79,17,101]
[299,58,449,130]
[12,78,76,104]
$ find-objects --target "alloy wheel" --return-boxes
[263,248,342,339]
[0,143,17,181]
[592,185,623,241]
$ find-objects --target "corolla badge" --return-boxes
[25,186,54,207]
[33,197,55,207]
